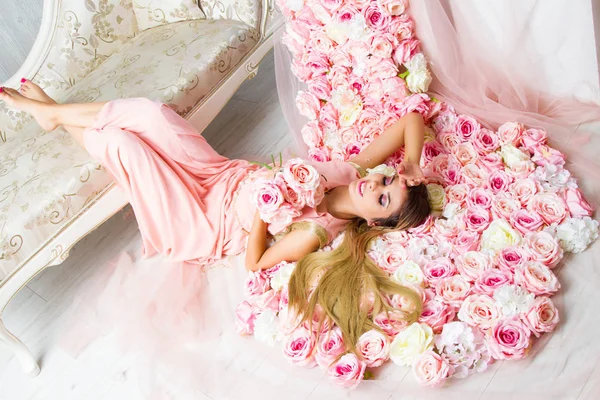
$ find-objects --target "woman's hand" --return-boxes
[398,160,427,187]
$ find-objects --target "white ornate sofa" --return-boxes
[0,0,283,376]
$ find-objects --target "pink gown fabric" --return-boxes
[83,98,358,265]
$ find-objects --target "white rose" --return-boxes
[404,53,428,72]
[348,14,371,41]
[427,184,446,212]
[534,164,577,192]
[493,284,535,318]
[481,219,523,253]
[499,144,531,170]
[392,260,425,287]
[545,217,599,253]
[339,105,363,127]
[253,309,280,347]
[442,202,462,219]
[325,23,350,44]
[367,164,397,177]
[271,262,297,291]
[390,322,434,366]
[406,69,432,93]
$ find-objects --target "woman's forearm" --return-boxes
[245,212,269,271]
[404,114,425,164]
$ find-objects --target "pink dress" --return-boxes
[83,98,364,265]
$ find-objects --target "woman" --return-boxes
[0,81,430,350]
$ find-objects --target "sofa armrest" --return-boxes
[200,0,272,35]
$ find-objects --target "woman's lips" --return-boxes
[358,180,365,197]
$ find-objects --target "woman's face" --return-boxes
[348,173,409,222]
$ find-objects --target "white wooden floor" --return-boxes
[1,49,600,400]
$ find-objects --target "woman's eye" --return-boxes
[379,194,384,206]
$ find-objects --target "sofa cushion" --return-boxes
[0,18,259,279]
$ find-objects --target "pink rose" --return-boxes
[467,187,493,209]
[283,327,317,367]
[524,231,563,268]
[487,319,531,360]
[423,258,456,284]
[301,121,324,148]
[461,164,489,187]
[253,289,281,313]
[308,3,334,24]
[235,301,258,335]
[327,353,366,389]
[393,39,420,64]
[244,271,270,297]
[446,184,470,205]
[521,128,548,152]
[529,193,568,225]
[458,294,501,329]
[283,184,305,210]
[348,75,366,94]
[296,91,321,120]
[464,206,491,233]
[308,75,332,100]
[474,269,513,296]
[253,178,285,216]
[283,158,322,193]
[304,52,330,77]
[497,122,525,146]
[423,142,447,167]
[523,297,559,337]
[452,230,480,254]
[369,34,394,59]
[496,246,530,275]
[509,209,544,235]
[435,275,472,307]
[287,20,311,43]
[479,152,504,172]
[329,49,352,68]
[433,218,462,239]
[310,31,334,56]
[488,170,512,194]
[316,328,346,369]
[374,310,408,337]
[412,350,451,387]
[456,251,492,282]
[356,330,390,368]
[491,193,521,220]
[531,145,565,167]
[454,115,480,142]
[382,76,408,96]
[364,3,391,31]
[334,4,359,22]
[279,286,289,310]
[438,131,461,153]
[338,126,358,145]
[321,0,344,11]
[509,178,538,207]
[514,262,560,295]
[380,244,408,273]
[369,57,399,80]
[378,0,408,16]
[563,188,593,217]
[389,14,414,40]
[329,65,351,89]
[308,147,331,163]
[319,103,339,130]
[344,142,363,159]
[419,298,456,333]
[454,142,478,166]
[473,128,500,155]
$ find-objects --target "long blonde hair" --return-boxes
[288,184,431,359]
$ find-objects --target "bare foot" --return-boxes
[19,79,56,104]
[0,87,58,131]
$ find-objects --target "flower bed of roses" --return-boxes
[234,0,600,390]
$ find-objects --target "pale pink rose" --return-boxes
[435,275,472,307]
[524,231,563,268]
[454,142,478,166]
[329,65,351,89]
[364,3,391,31]
[461,164,489,187]
[438,131,461,153]
[364,78,384,101]
[521,128,548,152]
[338,126,358,145]
[456,251,492,282]
[369,34,394,59]
[393,39,420,64]
[334,4,359,22]
[491,193,521,220]
[514,262,560,295]
[356,330,390,368]
[319,103,339,130]
[283,184,305,210]
[389,14,414,40]
[235,301,258,335]
[310,31,334,56]
[488,170,512,194]
[268,203,301,231]
[374,310,409,337]
[308,147,331,163]
[563,188,593,217]
[383,230,411,245]
[316,327,346,369]
[467,187,494,210]
[263,262,284,279]
[496,247,530,275]
[509,178,538,207]
[487,319,531,360]
[291,57,312,81]
[452,230,480,254]
[253,178,285,216]
[446,184,470,205]
[458,294,501,329]
[279,286,289,310]
[295,7,321,28]
[523,297,559,337]
[529,193,568,225]
[327,353,367,389]
[531,145,565,167]
[397,93,431,117]
[283,158,322,193]
[497,122,525,146]
[301,121,324,148]
[369,57,399,80]
[505,159,535,180]
[474,269,513,296]
[244,271,270,297]
[464,206,491,233]
[357,107,379,127]
[412,350,451,387]
[253,289,281,313]
[287,20,311,43]
[308,75,332,100]
[432,218,462,239]
[308,2,334,24]
[454,114,480,142]
[329,48,352,68]
[320,0,344,11]
[296,91,321,120]
[509,209,544,235]
[419,298,456,333]
[378,0,408,16]
[305,52,330,76]
[479,152,504,172]
[423,258,457,284]
[378,244,408,273]
[283,327,317,367]
[407,214,435,236]
[473,128,500,155]
[382,76,408,96]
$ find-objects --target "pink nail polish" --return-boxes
[0,87,4,93]
[21,78,26,83]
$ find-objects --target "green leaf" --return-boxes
[398,70,410,79]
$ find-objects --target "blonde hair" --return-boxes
[288,184,431,362]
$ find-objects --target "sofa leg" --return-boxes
[0,319,40,377]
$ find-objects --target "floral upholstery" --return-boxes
[200,0,261,30]
[0,18,258,280]
[132,0,205,31]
